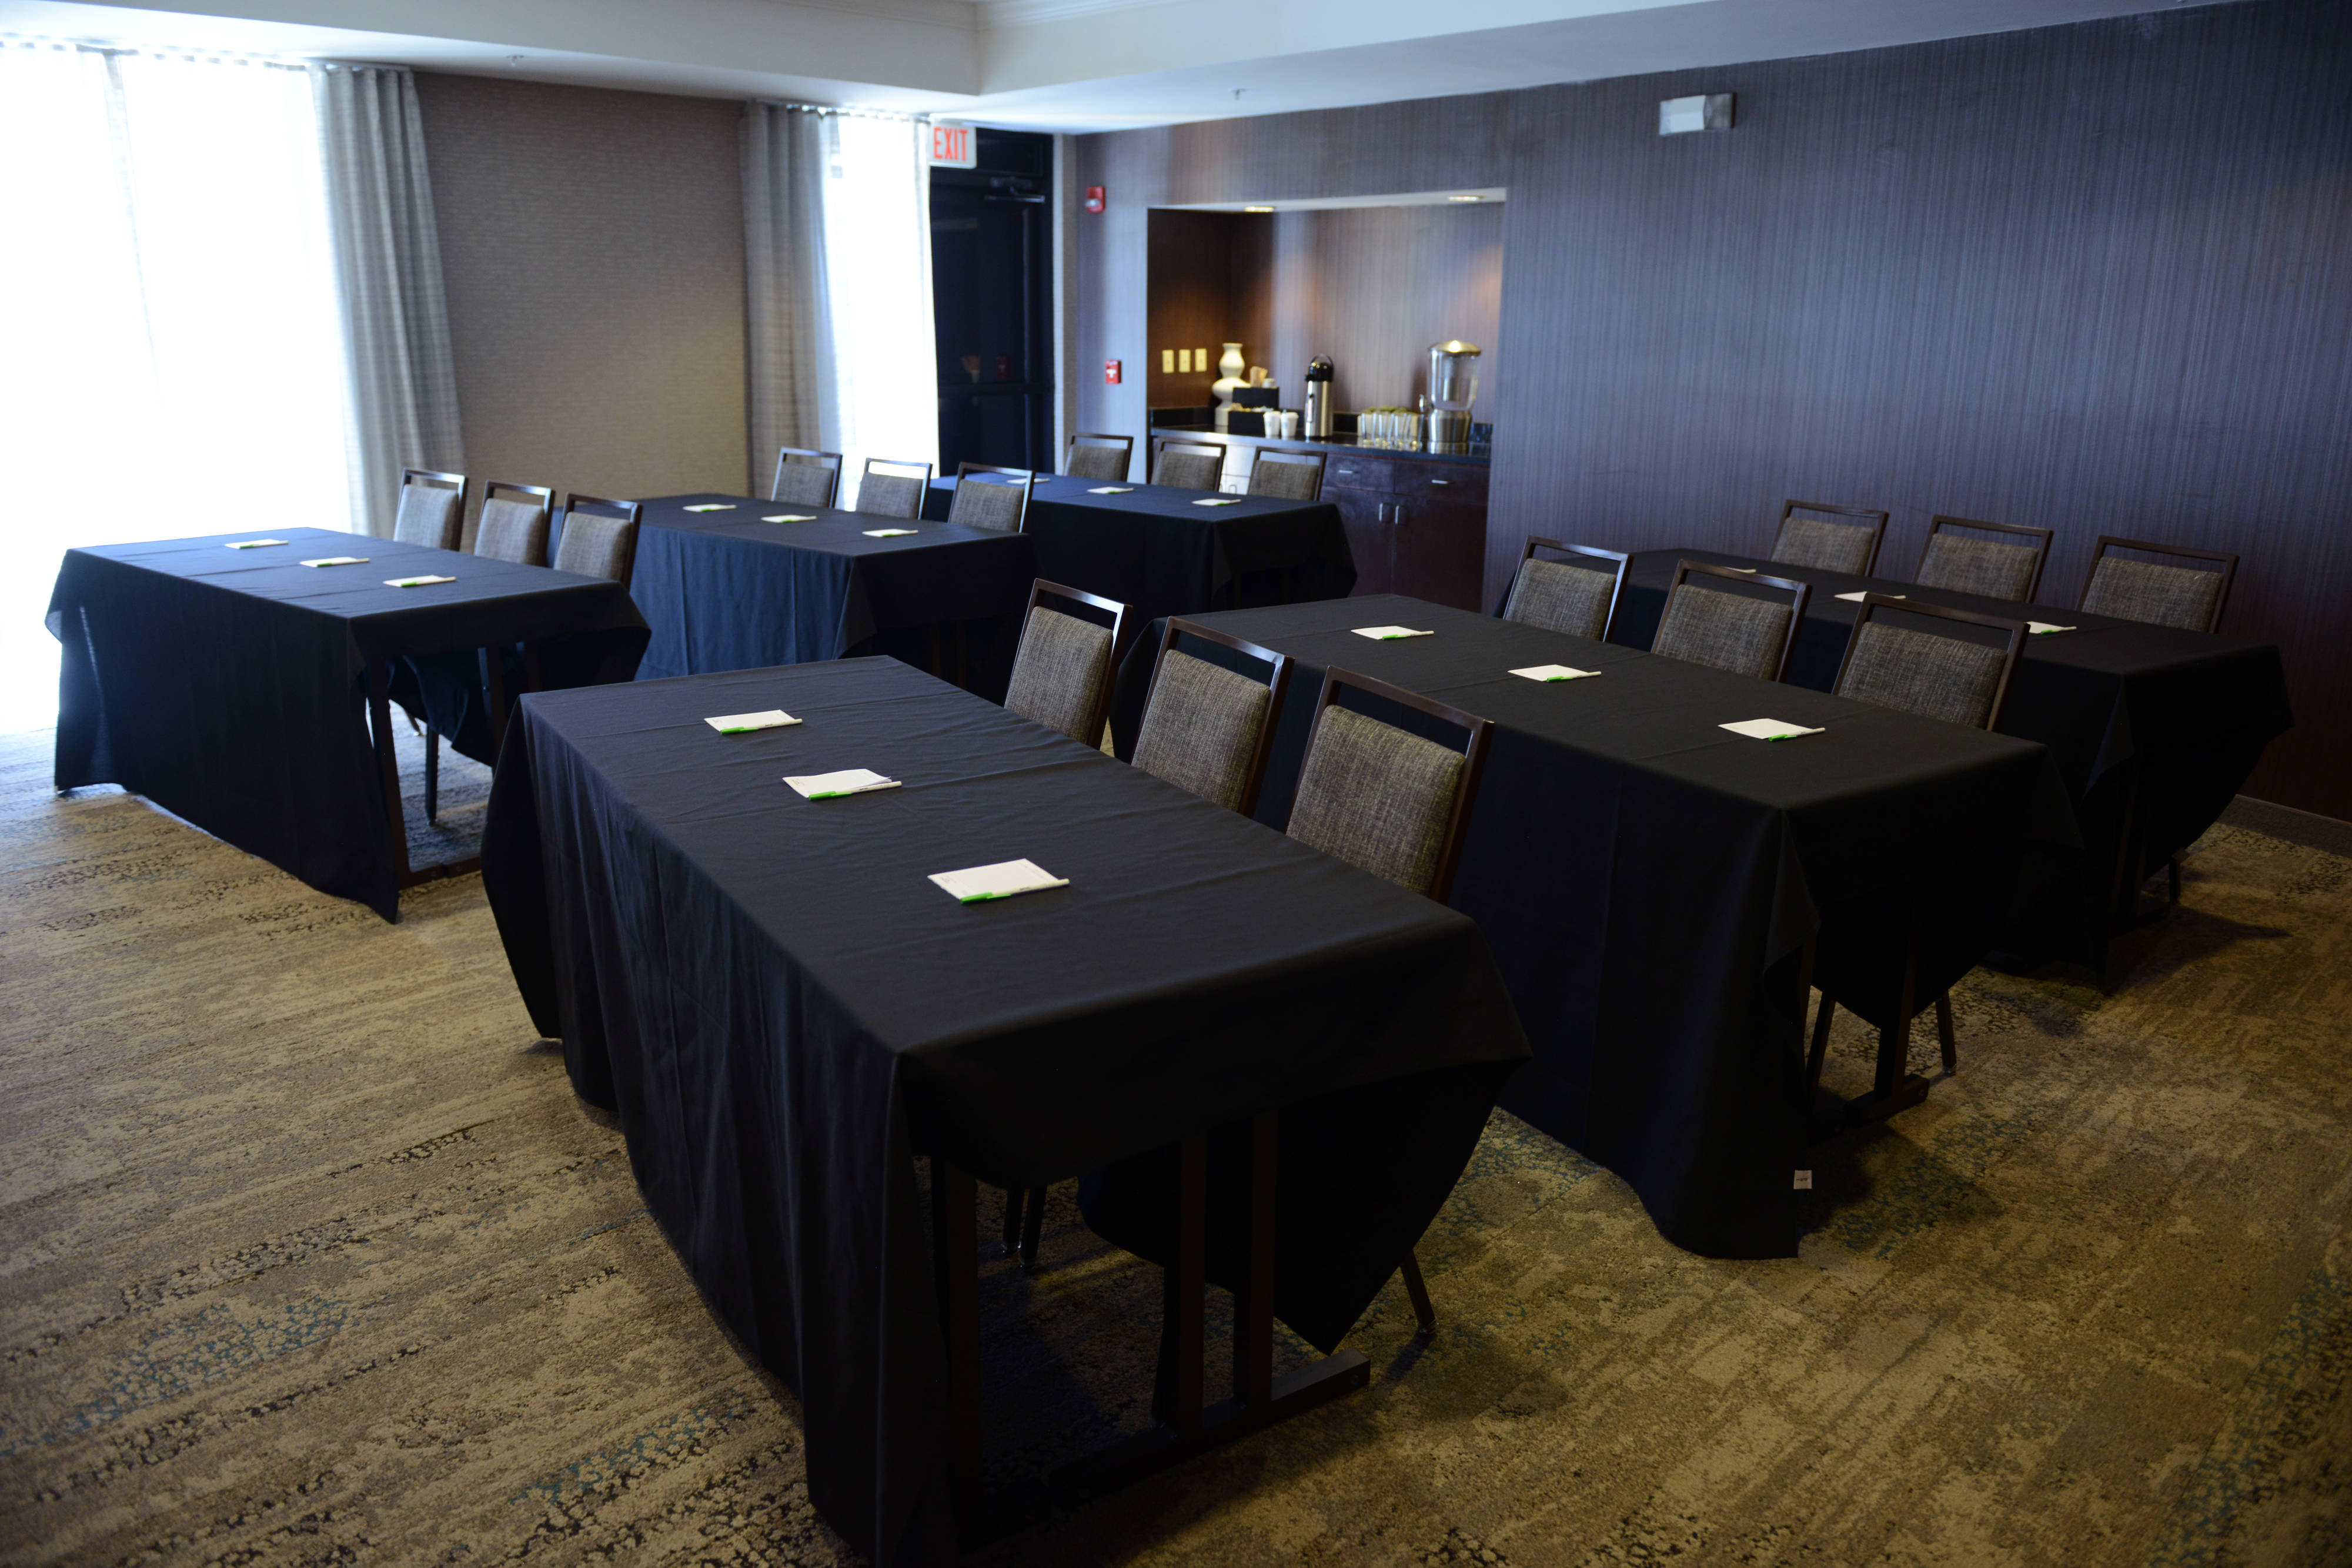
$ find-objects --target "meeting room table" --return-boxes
[479,655,1528,1563]
[47,527,648,920]
[921,472,1357,623]
[616,494,1040,696]
[1107,594,2076,1261]
[1607,548,2294,978]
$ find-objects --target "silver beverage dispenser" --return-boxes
[1426,340,1481,452]
[1303,355,1335,439]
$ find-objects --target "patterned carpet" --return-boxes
[2,723,2347,1567]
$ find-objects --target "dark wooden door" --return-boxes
[1328,487,1394,597]
[1391,496,1486,611]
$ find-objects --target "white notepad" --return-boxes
[863,528,917,538]
[1835,590,1903,603]
[1352,626,1433,641]
[300,556,369,567]
[385,574,456,588]
[2028,621,2076,635]
[1087,486,1135,494]
[1721,718,1824,741]
[704,710,799,734]
[683,503,737,512]
[225,539,286,550]
[762,513,817,523]
[1192,497,1242,507]
[930,858,1068,903]
[1511,664,1599,682]
[784,768,900,800]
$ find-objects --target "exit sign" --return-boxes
[930,123,975,168]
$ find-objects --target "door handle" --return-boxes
[1376,503,1387,523]
[1392,504,1406,527]
[1428,477,1449,486]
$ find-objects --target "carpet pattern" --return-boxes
[1,724,2347,1566]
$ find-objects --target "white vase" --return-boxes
[1211,342,1247,430]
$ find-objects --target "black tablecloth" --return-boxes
[921,474,1355,623]
[48,528,647,918]
[1609,549,2293,968]
[480,656,1527,1564]
[617,494,1040,693]
[1108,595,2074,1260]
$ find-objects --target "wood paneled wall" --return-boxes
[1260,206,1504,413]
[1073,0,2352,818]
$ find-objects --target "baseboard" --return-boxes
[2220,795,2352,858]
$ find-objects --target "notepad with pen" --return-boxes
[929,858,1068,902]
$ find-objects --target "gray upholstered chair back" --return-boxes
[1915,533,2039,601]
[1065,439,1131,482]
[1152,446,1223,491]
[554,508,640,588]
[393,482,462,551]
[1652,584,1796,680]
[1132,650,1273,813]
[1005,607,1114,743]
[1248,452,1324,502]
[948,475,1027,533]
[474,496,549,566]
[1502,558,1615,639]
[2081,555,2224,631]
[1286,706,1464,896]
[1836,621,2007,728]
[772,456,839,509]
[1770,515,1878,575]
[856,459,931,519]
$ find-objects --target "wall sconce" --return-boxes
[1659,94,1735,135]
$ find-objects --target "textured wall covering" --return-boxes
[413,74,749,543]
[1074,0,2352,818]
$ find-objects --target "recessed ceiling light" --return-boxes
[1243,205,1274,213]
[1448,194,1482,202]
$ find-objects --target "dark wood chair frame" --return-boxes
[418,481,559,822]
[1247,446,1327,502]
[557,495,646,592]
[1019,578,1131,748]
[1067,431,1134,481]
[1806,592,2028,1130]
[770,446,843,508]
[2078,534,2239,633]
[1917,514,2054,601]
[399,467,470,550]
[856,456,936,516]
[950,462,1038,533]
[1659,559,1814,682]
[1498,538,1632,640]
[1149,434,1227,489]
[1775,498,1890,576]
[476,481,556,556]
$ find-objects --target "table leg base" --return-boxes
[1049,1349,1370,1503]
[1819,1072,1934,1137]
[397,854,482,891]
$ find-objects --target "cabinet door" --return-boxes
[1390,496,1488,611]
[1328,487,1394,597]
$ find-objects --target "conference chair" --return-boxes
[1004,580,1130,747]
[1247,447,1327,502]
[1065,432,1134,483]
[394,468,467,552]
[946,463,1035,533]
[1651,560,1811,680]
[1768,499,1889,576]
[854,457,934,520]
[1284,666,1494,1338]
[2079,536,2238,633]
[1497,539,1629,641]
[472,482,553,566]
[1912,515,2053,603]
[771,446,843,509]
[554,495,644,591]
[1150,436,1225,492]
[1806,593,2028,1114]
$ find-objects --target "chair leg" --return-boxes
[1399,1249,1436,1338]
[424,727,440,823]
[1019,1183,1047,1270]
[998,1185,1025,1259]
[1806,994,1835,1096]
[1935,992,1957,1076]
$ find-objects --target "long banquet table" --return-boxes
[479,655,1528,1563]
[921,472,1356,623]
[1608,548,2293,975]
[617,494,1040,693]
[48,527,647,918]
[1107,594,2075,1259]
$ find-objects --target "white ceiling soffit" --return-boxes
[0,0,2216,131]
[1165,190,1511,212]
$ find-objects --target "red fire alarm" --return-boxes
[1104,359,1121,384]
[1084,185,1105,213]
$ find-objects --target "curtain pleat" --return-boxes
[315,64,463,539]
[743,104,829,489]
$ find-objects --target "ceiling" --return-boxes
[0,0,2217,131]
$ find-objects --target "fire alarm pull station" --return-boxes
[1104,360,1121,384]
[1085,186,1105,213]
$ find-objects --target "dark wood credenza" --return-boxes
[1322,452,1489,613]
